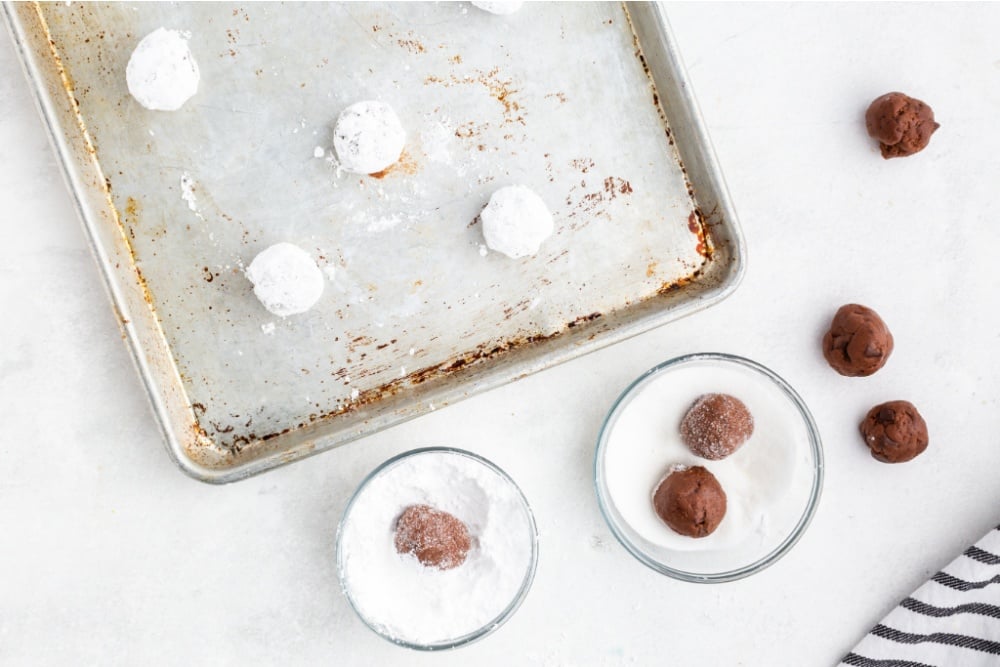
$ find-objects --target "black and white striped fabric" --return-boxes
[842,525,1000,667]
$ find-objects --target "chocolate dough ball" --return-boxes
[652,466,727,538]
[394,504,471,569]
[860,400,929,463]
[865,92,939,159]
[822,304,894,377]
[680,393,754,460]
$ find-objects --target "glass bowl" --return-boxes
[336,447,539,650]
[594,353,823,583]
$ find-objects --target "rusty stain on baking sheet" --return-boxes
[688,210,711,259]
[396,37,425,54]
[424,67,525,125]
[32,2,158,314]
[622,1,707,247]
[369,149,418,179]
[28,1,209,439]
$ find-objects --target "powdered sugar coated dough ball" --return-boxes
[472,1,524,15]
[481,185,554,259]
[245,243,325,317]
[333,101,406,174]
[126,28,200,111]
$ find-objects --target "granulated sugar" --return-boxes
[338,450,535,645]
[604,362,802,553]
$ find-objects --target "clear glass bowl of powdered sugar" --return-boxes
[594,353,823,583]
[336,447,539,650]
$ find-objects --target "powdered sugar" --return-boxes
[337,450,536,646]
[126,28,199,111]
[178,172,207,222]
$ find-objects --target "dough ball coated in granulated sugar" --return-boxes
[245,242,324,317]
[333,101,406,175]
[126,28,200,111]
[394,504,472,570]
[480,185,554,259]
[680,393,754,460]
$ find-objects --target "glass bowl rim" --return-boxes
[336,446,540,650]
[593,352,824,583]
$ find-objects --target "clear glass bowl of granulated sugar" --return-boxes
[336,447,539,650]
[594,353,824,583]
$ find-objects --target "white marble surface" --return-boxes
[3,3,1000,665]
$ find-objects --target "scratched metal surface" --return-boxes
[5,1,744,481]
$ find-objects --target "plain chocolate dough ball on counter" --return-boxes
[860,400,929,463]
[652,466,727,538]
[822,304,894,377]
[680,393,754,460]
[394,504,472,570]
[865,92,939,159]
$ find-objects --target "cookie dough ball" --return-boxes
[680,393,754,460]
[480,185,554,258]
[860,400,928,463]
[245,242,324,317]
[126,28,200,111]
[333,100,406,174]
[822,304,894,377]
[394,504,472,570]
[865,92,939,159]
[652,466,727,538]
[472,1,524,14]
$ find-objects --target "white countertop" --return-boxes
[3,3,1000,665]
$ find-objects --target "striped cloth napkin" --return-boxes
[841,525,1000,667]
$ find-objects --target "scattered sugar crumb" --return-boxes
[180,172,206,221]
[261,322,276,334]
[313,146,325,158]
[479,244,488,257]
[351,388,360,400]
[409,347,415,356]
[180,173,198,211]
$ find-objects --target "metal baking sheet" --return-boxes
[4,1,745,483]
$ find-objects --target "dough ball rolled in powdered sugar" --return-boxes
[480,185,554,259]
[333,101,406,174]
[245,243,324,317]
[126,28,200,111]
[472,1,524,15]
